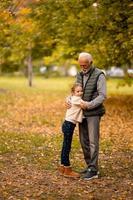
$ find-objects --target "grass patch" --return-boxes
[0,76,73,95]
[0,76,133,95]
[100,139,113,154]
[107,78,133,95]
[0,132,62,169]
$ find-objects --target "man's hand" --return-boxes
[80,100,88,110]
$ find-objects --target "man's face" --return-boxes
[78,58,91,72]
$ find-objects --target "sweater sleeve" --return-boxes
[71,96,82,105]
[87,74,107,109]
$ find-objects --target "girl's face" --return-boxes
[74,86,83,96]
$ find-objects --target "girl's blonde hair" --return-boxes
[71,83,82,94]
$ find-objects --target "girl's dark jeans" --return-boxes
[61,120,76,166]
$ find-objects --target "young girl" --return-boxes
[58,83,83,178]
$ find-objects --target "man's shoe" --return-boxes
[81,168,98,180]
[63,166,80,178]
[80,167,88,174]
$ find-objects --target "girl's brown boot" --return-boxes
[58,165,65,175]
[63,166,80,178]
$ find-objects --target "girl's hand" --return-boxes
[65,96,71,109]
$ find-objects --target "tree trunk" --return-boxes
[27,54,33,87]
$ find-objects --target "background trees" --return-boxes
[31,0,133,69]
[0,0,132,74]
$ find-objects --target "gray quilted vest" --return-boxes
[76,67,105,117]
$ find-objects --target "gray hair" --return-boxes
[78,52,93,62]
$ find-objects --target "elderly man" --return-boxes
[76,52,106,180]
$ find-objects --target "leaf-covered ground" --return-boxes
[0,79,133,200]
